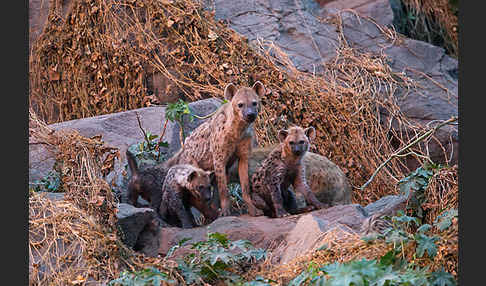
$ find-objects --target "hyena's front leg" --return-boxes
[214,159,232,216]
[269,185,290,218]
[294,167,327,210]
[237,137,263,216]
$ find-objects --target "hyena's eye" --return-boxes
[237,103,244,108]
[299,140,305,144]
[289,141,295,145]
[252,101,257,106]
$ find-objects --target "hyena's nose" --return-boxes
[246,112,257,122]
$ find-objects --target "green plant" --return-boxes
[289,254,456,286]
[363,211,440,259]
[31,170,63,193]
[228,183,247,214]
[165,99,193,146]
[134,130,168,162]
[175,232,267,285]
[108,267,175,286]
[433,209,458,231]
[398,163,440,220]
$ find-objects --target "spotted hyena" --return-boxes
[250,126,327,218]
[166,82,265,216]
[158,164,218,228]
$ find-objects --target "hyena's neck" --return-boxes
[280,144,304,166]
[225,107,251,138]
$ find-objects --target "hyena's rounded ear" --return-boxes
[278,129,289,142]
[188,170,198,182]
[252,81,265,97]
[224,83,237,101]
[304,126,316,141]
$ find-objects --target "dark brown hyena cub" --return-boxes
[165,82,266,217]
[250,126,327,218]
[125,149,169,212]
[158,164,219,228]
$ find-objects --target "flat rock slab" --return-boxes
[157,196,404,263]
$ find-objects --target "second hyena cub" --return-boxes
[250,126,327,218]
[159,164,219,228]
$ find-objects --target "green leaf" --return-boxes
[288,270,311,286]
[208,232,229,247]
[434,209,458,231]
[379,249,397,267]
[148,134,158,141]
[417,224,432,233]
[415,234,439,258]
[430,268,456,286]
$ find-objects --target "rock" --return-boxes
[277,204,368,264]
[158,214,300,257]
[315,0,394,27]
[364,194,407,217]
[228,145,353,207]
[157,194,407,262]
[116,203,159,250]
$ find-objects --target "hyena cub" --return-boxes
[250,126,326,218]
[165,82,266,217]
[158,164,219,228]
[126,149,168,212]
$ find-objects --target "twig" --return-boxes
[135,112,151,149]
[157,118,169,161]
[360,116,458,191]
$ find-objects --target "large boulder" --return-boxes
[156,194,406,261]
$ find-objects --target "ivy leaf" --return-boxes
[415,233,439,258]
[208,246,233,265]
[288,270,311,286]
[208,232,229,247]
[434,209,458,231]
[379,249,397,266]
[417,224,432,233]
[176,259,200,285]
[430,268,456,286]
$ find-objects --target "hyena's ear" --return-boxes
[278,129,289,143]
[304,126,316,142]
[252,81,265,97]
[187,170,198,182]
[224,83,237,101]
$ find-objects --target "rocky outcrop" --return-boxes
[156,194,406,262]
[116,203,161,257]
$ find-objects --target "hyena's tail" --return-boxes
[126,149,139,176]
